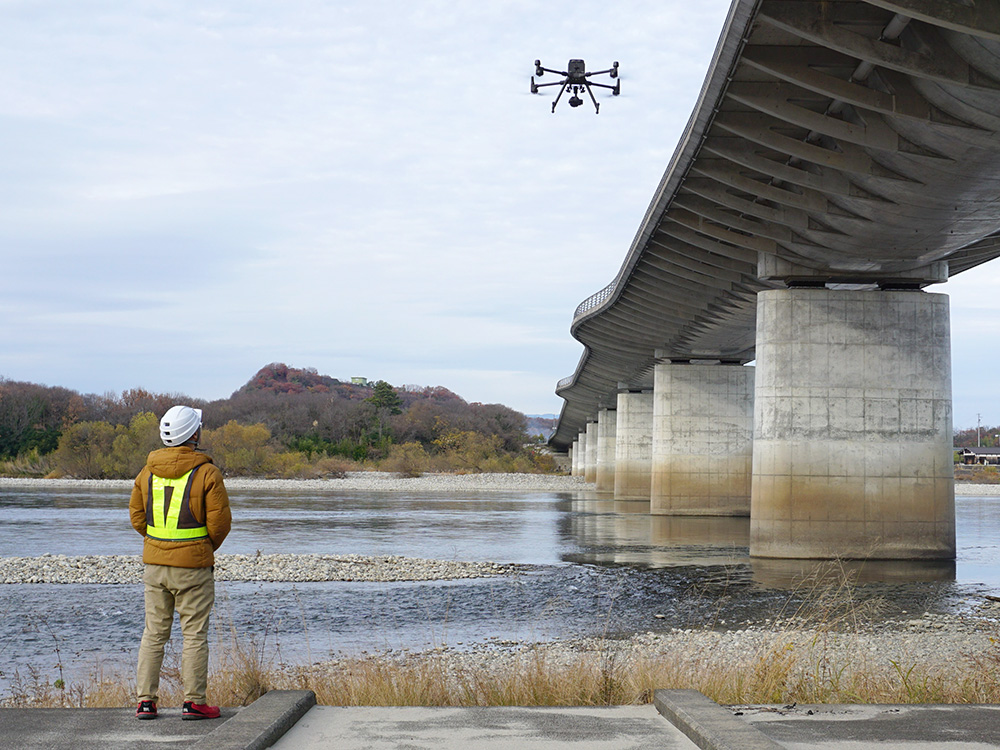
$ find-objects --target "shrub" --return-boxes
[0,448,56,478]
[201,421,276,477]
[380,442,430,478]
[304,456,356,479]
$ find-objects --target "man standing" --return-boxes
[129,405,231,720]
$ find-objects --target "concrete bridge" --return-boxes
[551,0,1000,561]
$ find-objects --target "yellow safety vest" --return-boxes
[145,466,209,542]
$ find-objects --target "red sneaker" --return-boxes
[182,701,221,720]
[136,700,157,719]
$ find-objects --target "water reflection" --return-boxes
[561,506,749,567]
[561,497,957,588]
[749,557,956,588]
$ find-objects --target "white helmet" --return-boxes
[159,405,203,446]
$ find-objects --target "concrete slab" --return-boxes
[0,690,314,750]
[0,706,237,750]
[269,704,701,750]
[735,703,1000,749]
[192,690,316,750]
[655,689,785,750]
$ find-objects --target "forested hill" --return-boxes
[0,363,537,474]
[234,363,468,407]
[211,363,526,455]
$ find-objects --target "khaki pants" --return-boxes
[136,564,215,704]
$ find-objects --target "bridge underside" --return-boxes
[553,0,1000,449]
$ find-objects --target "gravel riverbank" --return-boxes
[0,472,993,494]
[0,553,515,584]
[0,472,589,493]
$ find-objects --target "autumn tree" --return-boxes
[104,412,162,478]
[54,421,116,478]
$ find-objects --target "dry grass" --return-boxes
[4,635,999,709]
[955,464,1000,484]
[10,623,1000,710]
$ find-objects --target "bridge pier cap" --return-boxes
[750,287,955,561]
[758,256,950,290]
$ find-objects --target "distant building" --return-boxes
[351,377,369,386]
[957,447,1000,465]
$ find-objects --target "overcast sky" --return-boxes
[2,1,998,428]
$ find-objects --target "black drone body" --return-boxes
[530,59,619,113]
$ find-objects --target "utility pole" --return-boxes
[978,413,982,447]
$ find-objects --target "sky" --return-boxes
[1,1,998,428]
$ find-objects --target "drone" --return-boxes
[530,59,620,113]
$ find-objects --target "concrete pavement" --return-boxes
[0,705,239,750]
[269,704,700,750]
[0,690,315,750]
[736,701,1000,750]
[5,689,1000,748]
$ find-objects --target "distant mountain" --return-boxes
[526,414,557,440]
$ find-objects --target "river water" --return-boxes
[2,483,999,696]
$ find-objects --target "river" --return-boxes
[1,482,998,696]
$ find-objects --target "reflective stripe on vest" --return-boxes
[145,466,208,542]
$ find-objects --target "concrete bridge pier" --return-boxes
[567,445,575,476]
[585,421,598,483]
[750,288,955,560]
[573,432,587,477]
[650,362,754,516]
[614,391,653,500]
[596,408,617,492]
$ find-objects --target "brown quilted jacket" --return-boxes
[129,446,231,568]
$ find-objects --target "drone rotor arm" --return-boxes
[532,80,568,89]
[587,62,619,78]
